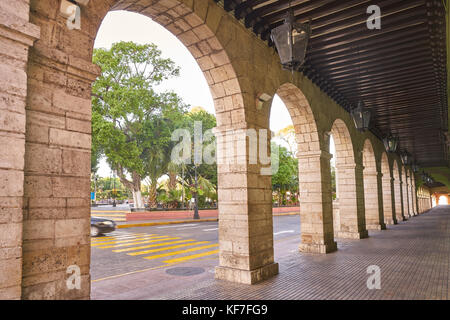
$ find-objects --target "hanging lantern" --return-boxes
[412,162,420,173]
[400,150,410,165]
[351,101,371,132]
[383,132,399,153]
[270,10,311,71]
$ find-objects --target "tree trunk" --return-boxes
[133,189,144,209]
[148,182,158,208]
[168,171,177,190]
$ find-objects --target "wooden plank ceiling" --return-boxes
[215,0,448,168]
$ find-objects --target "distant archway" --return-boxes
[362,140,384,230]
[330,119,367,239]
[275,83,336,253]
[392,160,404,222]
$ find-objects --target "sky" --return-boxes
[94,11,332,177]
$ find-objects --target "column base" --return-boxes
[366,223,386,231]
[396,216,407,222]
[336,230,369,239]
[215,263,279,285]
[384,218,397,225]
[299,241,337,254]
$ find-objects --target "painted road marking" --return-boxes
[274,230,295,235]
[98,237,181,249]
[91,234,149,242]
[175,226,203,230]
[163,250,219,264]
[203,228,218,231]
[157,224,198,229]
[112,240,197,253]
[91,235,166,246]
[143,244,219,260]
[128,241,210,256]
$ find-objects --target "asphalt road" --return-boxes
[91,215,301,286]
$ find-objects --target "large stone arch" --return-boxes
[20,0,282,299]
[273,83,336,254]
[381,152,396,225]
[392,159,405,222]
[362,139,385,230]
[329,119,368,239]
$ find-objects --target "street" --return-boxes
[91,215,301,299]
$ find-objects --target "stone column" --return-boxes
[364,171,386,230]
[21,37,100,298]
[0,0,39,300]
[402,178,411,218]
[297,151,337,254]
[394,178,405,221]
[214,127,278,284]
[335,163,368,239]
[382,176,396,225]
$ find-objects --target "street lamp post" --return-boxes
[193,165,200,220]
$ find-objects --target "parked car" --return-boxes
[90,217,116,237]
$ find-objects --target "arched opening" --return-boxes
[438,195,448,205]
[88,10,222,291]
[268,93,301,261]
[362,140,384,230]
[392,160,404,222]
[23,0,250,299]
[275,83,336,254]
[402,167,410,218]
[330,119,367,239]
[381,152,396,225]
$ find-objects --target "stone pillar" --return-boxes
[215,127,278,284]
[0,0,40,300]
[393,178,405,221]
[364,171,386,230]
[297,151,337,254]
[402,178,411,218]
[21,35,100,298]
[382,176,396,225]
[335,163,368,239]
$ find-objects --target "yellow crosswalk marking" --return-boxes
[112,240,196,253]
[91,235,169,246]
[143,244,219,260]
[128,241,210,256]
[163,250,219,264]
[91,234,150,242]
[98,237,181,249]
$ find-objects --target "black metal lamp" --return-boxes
[270,10,311,71]
[412,162,420,173]
[383,132,399,153]
[351,101,371,132]
[400,150,410,165]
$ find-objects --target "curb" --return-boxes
[116,212,298,228]
[117,218,218,229]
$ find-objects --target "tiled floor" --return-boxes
[152,206,449,300]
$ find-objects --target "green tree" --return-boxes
[271,142,299,206]
[92,41,186,208]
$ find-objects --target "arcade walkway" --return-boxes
[151,206,450,300]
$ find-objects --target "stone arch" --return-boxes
[329,119,368,239]
[407,168,415,215]
[392,159,404,222]
[381,152,396,225]
[401,166,410,218]
[22,0,274,299]
[362,139,385,230]
[274,83,336,254]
